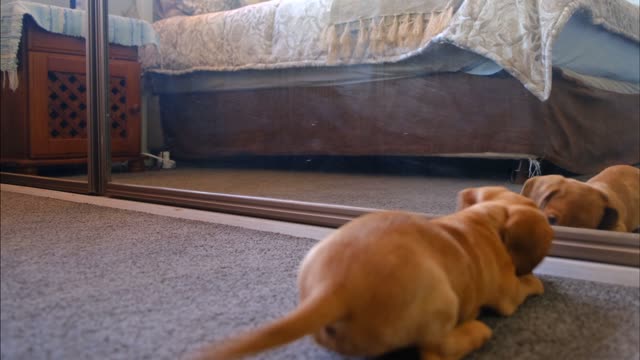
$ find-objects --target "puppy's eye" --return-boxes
[547,216,558,225]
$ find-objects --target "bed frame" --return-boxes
[151,69,639,177]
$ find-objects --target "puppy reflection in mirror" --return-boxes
[521,165,639,232]
[190,187,553,360]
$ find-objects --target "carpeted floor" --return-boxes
[52,157,579,214]
[107,167,522,215]
[1,191,639,360]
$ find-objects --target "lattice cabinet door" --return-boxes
[28,51,141,158]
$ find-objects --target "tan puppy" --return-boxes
[458,185,538,209]
[190,187,553,360]
[521,165,640,232]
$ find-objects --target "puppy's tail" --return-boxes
[194,290,344,360]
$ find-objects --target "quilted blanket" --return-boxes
[142,0,639,101]
[324,0,462,62]
[439,0,639,100]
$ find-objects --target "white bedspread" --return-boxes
[141,0,639,101]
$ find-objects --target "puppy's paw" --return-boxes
[462,321,492,351]
[437,320,493,360]
[520,274,544,296]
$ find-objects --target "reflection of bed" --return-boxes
[143,0,640,176]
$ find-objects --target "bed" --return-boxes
[141,0,640,176]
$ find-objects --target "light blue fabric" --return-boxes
[464,9,640,90]
[553,11,639,84]
[1,1,158,76]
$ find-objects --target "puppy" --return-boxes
[458,185,538,209]
[521,165,640,232]
[190,187,553,360]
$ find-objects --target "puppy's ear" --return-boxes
[457,188,478,210]
[597,207,619,230]
[502,206,554,275]
[595,191,619,230]
[520,177,539,198]
[520,176,562,209]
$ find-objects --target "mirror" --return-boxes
[99,0,638,233]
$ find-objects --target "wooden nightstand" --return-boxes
[1,17,143,174]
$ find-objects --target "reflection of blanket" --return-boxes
[324,0,462,61]
[439,0,639,100]
[143,0,639,101]
[0,1,158,91]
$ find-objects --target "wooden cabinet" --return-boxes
[1,18,143,173]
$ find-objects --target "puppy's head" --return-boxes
[501,205,554,275]
[458,187,553,274]
[521,175,618,230]
[457,186,537,210]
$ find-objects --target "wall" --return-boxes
[105,0,153,21]
[14,0,153,21]
[15,0,70,7]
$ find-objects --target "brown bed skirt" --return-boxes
[157,70,639,175]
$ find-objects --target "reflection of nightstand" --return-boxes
[1,18,143,174]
